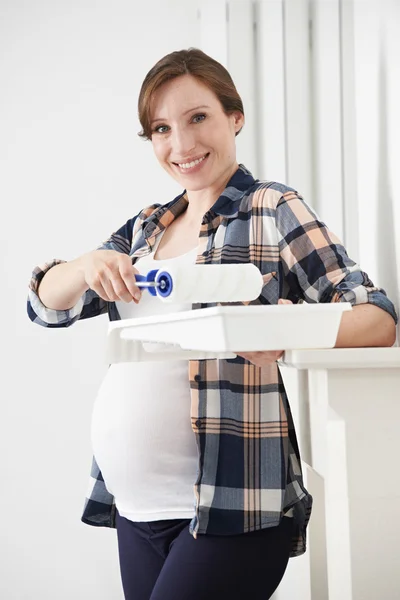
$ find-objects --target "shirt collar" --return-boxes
[142,164,256,239]
[209,163,257,216]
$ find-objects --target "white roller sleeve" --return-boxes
[154,263,264,303]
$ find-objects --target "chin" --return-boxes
[169,171,211,190]
[185,178,215,192]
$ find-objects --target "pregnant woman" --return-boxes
[28,48,397,600]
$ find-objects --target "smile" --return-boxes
[173,153,210,173]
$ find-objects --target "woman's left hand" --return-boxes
[236,299,293,367]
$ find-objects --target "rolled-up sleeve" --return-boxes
[27,212,145,328]
[275,190,398,324]
[27,259,107,328]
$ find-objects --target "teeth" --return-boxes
[178,155,207,169]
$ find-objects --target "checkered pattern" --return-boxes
[27,165,397,557]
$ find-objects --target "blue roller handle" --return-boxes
[134,269,174,298]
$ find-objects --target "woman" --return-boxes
[28,48,397,600]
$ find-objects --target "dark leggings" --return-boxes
[115,510,293,600]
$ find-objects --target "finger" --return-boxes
[110,275,137,303]
[278,298,293,305]
[98,268,130,303]
[98,271,120,301]
[89,278,112,302]
[235,351,284,366]
[235,352,255,363]
[103,263,137,303]
[120,264,142,301]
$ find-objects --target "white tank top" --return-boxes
[90,240,199,522]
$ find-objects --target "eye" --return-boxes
[192,113,206,124]
[153,124,170,134]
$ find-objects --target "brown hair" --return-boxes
[138,48,244,140]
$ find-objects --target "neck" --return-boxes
[184,162,239,223]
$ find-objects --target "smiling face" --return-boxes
[149,74,244,194]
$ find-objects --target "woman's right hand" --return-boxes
[79,249,142,304]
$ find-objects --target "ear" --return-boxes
[232,111,245,134]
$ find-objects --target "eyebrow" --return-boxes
[150,105,211,125]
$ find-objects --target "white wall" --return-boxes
[1,1,200,598]
[353,0,400,341]
[347,0,400,595]
[309,0,400,339]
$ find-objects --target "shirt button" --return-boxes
[195,420,202,428]
[194,374,201,382]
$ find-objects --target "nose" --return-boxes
[170,126,196,159]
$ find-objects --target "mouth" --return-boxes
[172,153,210,174]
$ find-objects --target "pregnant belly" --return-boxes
[90,362,199,497]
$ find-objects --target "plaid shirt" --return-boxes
[27,164,398,558]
